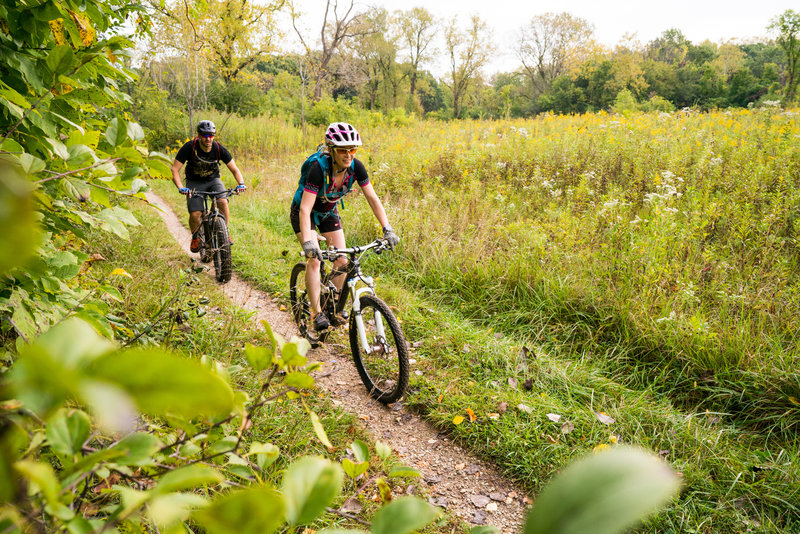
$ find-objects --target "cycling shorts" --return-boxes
[186,178,225,212]
[290,203,342,235]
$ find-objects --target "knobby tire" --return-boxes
[289,262,329,347]
[211,216,232,283]
[349,294,409,404]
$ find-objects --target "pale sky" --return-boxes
[283,0,794,76]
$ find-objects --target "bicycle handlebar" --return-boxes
[188,188,239,199]
[317,238,391,261]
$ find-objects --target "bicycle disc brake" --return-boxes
[369,335,389,355]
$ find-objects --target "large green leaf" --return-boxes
[284,372,314,389]
[126,121,145,141]
[10,301,38,340]
[194,487,284,534]
[351,440,370,463]
[282,456,343,526]
[45,409,91,456]
[370,496,440,534]
[154,465,225,494]
[387,465,422,478]
[247,442,280,470]
[87,348,235,418]
[146,156,172,178]
[0,166,39,276]
[46,45,74,75]
[35,317,115,368]
[7,319,111,417]
[0,87,31,109]
[523,446,681,534]
[342,458,369,479]
[149,492,208,530]
[244,343,273,371]
[109,432,163,466]
[66,144,96,168]
[280,341,308,368]
[105,118,128,147]
[19,153,45,174]
[14,461,57,501]
[108,206,140,226]
[47,250,81,279]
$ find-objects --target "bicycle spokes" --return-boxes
[349,294,409,404]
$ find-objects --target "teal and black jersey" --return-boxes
[291,150,369,223]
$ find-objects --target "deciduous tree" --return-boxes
[769,9,800,102]
[290,0,371,100]
[393,7,438,102]
[444,15,493,119]
[517,12,595,96]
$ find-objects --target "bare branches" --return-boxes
[516,12,595,96]
[291,0,370,100]
[444,15,493,118]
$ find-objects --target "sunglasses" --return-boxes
[334,147,357,156]
[201,133,215,139]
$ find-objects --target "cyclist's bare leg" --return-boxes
[216,198,230,225]
[189,211,202,234]
[296,232,322,315]
[323,229,347,292]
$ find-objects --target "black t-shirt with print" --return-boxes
[175,139,233,182]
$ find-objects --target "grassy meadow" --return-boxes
[151,106,800,532]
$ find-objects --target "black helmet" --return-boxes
[197,120,216,136]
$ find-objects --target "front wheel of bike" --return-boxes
[289,262,328,347]
[349,294,409,404]
[211,216,232,283]
[200,226,212,263]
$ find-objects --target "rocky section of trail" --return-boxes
[146,192,529,533]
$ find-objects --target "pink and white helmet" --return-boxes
[324,122,362,147]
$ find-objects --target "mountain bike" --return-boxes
[190,188,237,283]
[289,238,409,404]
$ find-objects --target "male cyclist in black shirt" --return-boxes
[171,120,246,252]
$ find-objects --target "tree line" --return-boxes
[130,1,800,146]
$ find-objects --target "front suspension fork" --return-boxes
[350,281,384,354]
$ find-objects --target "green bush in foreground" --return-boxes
[0,314,679,533]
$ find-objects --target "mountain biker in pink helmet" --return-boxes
[290,122,399,332]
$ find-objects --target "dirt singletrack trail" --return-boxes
[146,192,529,533]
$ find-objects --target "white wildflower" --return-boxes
[656,311,678,323]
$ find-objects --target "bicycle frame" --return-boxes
[191,189,235,248]
[291,237,409,402]
[319,239,390,354]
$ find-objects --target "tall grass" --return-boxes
[347,108,800,436]
[170,108,800,435]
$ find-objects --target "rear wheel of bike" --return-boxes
[289,262,328,347]
[349,294,409,404]
[211,216,232,283]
